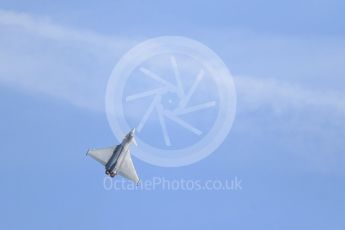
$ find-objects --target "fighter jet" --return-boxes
[86,129,140,184]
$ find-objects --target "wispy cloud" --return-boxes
[0,9,129,49]
[235,75,345,116]
[0,9,137,111]
[1,9,344,118]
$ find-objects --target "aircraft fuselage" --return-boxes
[105,132,134,177]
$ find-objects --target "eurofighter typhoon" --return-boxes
[87,129,140,184]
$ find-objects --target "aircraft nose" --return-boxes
[130,128,135,135]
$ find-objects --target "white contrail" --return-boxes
[1,10,345,118]
[0,9,131,48]
[235,75,345,116]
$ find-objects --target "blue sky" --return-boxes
[0,1,344,229]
